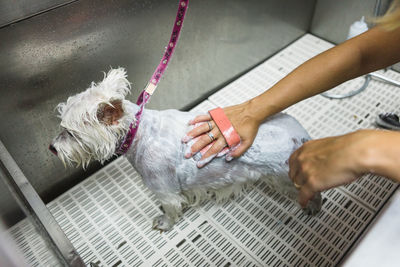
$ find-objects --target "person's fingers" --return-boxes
[291,170,309,193]
[196,152,218,168]
[182,121,216,143]
[217,147,230,157]
[188,128,221,156]
[188,114,212,125]
[225,141,250,161]
[200,137,227,161]
[288,148,301,182]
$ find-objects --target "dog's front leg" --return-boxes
[152,193,185,232]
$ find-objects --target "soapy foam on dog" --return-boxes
[50,68,322,231]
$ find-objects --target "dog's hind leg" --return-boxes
[303,192,322,215]
[152,193,186,232]
[260,174,322,216]
[282,186,322,216]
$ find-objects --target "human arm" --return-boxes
[184,26,400,162]
[289,129,400,207]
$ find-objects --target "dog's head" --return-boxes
[49,68,132,168]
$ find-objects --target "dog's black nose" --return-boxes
[49,144,58,155]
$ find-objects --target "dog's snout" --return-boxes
[49,144,58,155]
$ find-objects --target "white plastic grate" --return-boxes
[8,33,400,266]
[188,100,216,114]
[198,182,374,267]
[48,157,256,267]
[7,219,61,267]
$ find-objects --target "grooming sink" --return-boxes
[9,34,400,267]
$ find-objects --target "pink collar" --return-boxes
[116,0,189,155]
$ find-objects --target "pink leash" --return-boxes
[117,0,189,155]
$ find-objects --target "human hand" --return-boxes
[182,101,261,167]
[289,130,372,208]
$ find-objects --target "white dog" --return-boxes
[50,68,322,231]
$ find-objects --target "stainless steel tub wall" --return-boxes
[310,0,400,73]
[0,0,315,221]
[0,0,76,28]
[310,0,392,44]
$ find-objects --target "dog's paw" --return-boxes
[302,192,322,216]
[152,215,174,232]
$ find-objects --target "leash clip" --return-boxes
[144,82,157,95]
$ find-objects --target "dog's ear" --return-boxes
[99,68,131,99]
[97,100,124,125]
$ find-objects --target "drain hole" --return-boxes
[112,260,122,267]
[199,220,208,228]
[358,119,363,125]
[117,241,126,249]
[344,200,353,209]
[284,217,292,225]
[176,239,186,248]
[322,198,328,204]
[376,102,381,107]
[364,113,370,118]
[192,234,201,243]
[223,263,231,267]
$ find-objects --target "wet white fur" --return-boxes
[51,68,321,231]
[54,69,132,168]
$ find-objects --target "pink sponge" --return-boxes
[209,107,241,148]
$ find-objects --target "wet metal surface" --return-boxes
[310,0,391,44]
[0,0,75,28]
[0,140,84,266]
